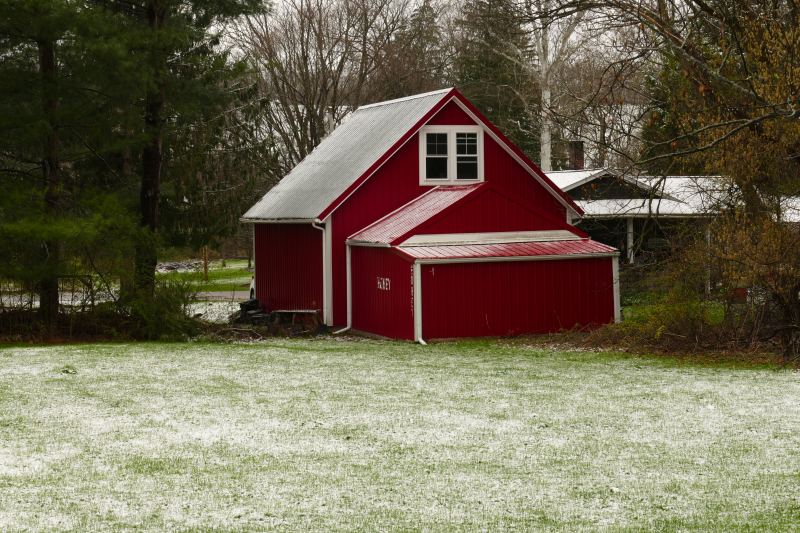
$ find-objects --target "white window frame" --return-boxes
[419,125,484,185]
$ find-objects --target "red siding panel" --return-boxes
[421,257,615,339]
[426,100,477,126]
[254,223,324,317]
[351,247,415,340]
[331,139,429,325]
[418,188,562,234]
[483,135,567,221]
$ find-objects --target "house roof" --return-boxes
[546,169,618,192]
[242,88,583,222]
[347,182,585,246]
[396,239,618,261]
[574,176,721,218]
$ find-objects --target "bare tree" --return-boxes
[236,0,436,178]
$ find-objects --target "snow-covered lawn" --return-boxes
[0,340,798,532]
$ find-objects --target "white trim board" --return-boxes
[400,230,582,247]
[414,252,619,265]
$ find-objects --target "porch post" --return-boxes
[627,217,634,265]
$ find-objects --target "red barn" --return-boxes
[241,88,620,342]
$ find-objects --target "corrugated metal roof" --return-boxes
[576,198,710,218]
[242,89,452,221]
[348,184,483,244]
[400,239,618,260]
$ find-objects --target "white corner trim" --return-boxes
[324,216,333,326]
[312,219,334,326]
[413,262,422,343]
[613,256,621,323]
[347,244,352,328]
[418,125,484,186]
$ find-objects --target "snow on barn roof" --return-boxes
[242,89,452,222]
[397,239,617,261]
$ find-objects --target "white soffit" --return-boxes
[399,230,582,247]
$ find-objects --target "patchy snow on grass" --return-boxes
[188,301,239,323]
[0,341,799,532]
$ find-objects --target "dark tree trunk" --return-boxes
[134,0,167,296]
[38,38,60,325]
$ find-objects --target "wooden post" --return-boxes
[203,246,208,281]
[627,217,634,265]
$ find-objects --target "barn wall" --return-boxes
[420,257,614,339]
[331,138,430,325]
[426,100,477,126]
[350,247,414,341]
[254,223,324,318]
[331,100,573,325]
[483,135,567,221]
[417,188,563,235]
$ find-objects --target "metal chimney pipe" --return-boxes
[327,107,334,135]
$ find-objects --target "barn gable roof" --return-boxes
[348,182,586,246]
[242,89,583,222]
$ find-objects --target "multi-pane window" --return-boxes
[420,127,483,184]
[425,133,448,180]
[456,133,478,180]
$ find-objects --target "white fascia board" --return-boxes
[613,256,621,323]
[558,169,618,192]
[415,252,619,265]
[400,230,583,247]
[345,240,391,248]
[357,88,452,110]
[324,215,333,326]
[413,262,422,343]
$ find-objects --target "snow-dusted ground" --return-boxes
[188,301,240,323]
[0,341,798,532]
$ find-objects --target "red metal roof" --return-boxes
[348,184,484,244]
[397,239,617,261]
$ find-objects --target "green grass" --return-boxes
[157,259,253,293]
[1,340,799,532]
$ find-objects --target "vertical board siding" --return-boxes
[483,135,567,221]
[417,188,561,235]
[254,223,324,318]
[421,257,614,339]
[351,247,415,340]
[331,140,429,325]
[330,102,573,325]
[426,100,478,126]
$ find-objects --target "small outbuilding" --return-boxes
[242,88,620,341]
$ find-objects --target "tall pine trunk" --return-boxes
[134,1,167,297]
[38,38,60,325]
